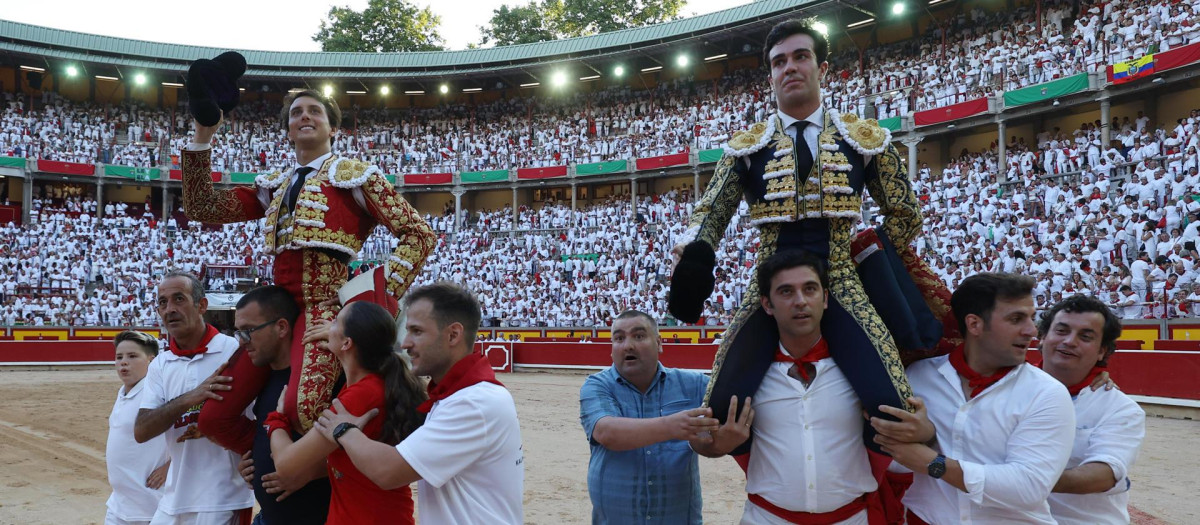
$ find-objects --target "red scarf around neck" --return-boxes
[169,324,220,359]
[949,344,1015,398]
[774,337,830,383]
[418,352,504,413]
[1040,363,1108,396]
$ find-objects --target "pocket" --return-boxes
[1069,426,1094,465]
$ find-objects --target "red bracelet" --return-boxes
[263,411,291,437]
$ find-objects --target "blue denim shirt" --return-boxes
[580,365,709,525]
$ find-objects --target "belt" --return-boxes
[747,493,868,525]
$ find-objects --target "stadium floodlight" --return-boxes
[641,66,663,73]
[463,87,482,92]
[322,84,334,96]
[20,65,45,72]
[704,54,728,62]
[614,65,625,77]
[439,84,449,94]
[520,82,540,88]
[134,73,147,86]
[404,90,425,95]
[813,21,829,36]
[892,2,905,15]
[676,55,689,67]
[551,71,568,87]
[96,75,118,81]
[66,65,79,77]
[346,90,366,95]
[380,85,390,95]
[579,75,600,81]
[847,18,875,29]
[161,82,184,88]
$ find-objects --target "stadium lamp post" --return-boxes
[998,121,1008,182]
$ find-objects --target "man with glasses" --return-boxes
[222,285,332,525]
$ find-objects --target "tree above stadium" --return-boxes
[314,0,446,52]
[480,0,685,47]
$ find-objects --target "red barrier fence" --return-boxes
[3,340,1197,401]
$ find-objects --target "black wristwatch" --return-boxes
[927,454,947,479]
[332,422,358,446]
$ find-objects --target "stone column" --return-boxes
[1100,97,1112,147]
[511,186,519,235]
[903,138,921,180]
[21,175,33,225]
[452,188,465,235]
[998,120,1008,182]
[630,177,637,219]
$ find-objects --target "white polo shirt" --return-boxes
[106,380,169,521]
[1048,386,1146,525]
[743,355,876,525]
[903,358,1075,525]
[138,331,253,514]
[396,382,524,524]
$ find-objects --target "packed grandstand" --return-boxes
[1,0,1200,328]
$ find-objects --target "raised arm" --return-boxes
[180,118,267,224]
[355,169,436,299]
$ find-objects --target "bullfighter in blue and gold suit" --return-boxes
[669,21,955,456]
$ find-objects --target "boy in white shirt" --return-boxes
[107,331,169,525]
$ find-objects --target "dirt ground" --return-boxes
[0,368,1194,524]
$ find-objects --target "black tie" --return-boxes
[792,121,815,184]
[286,166,315,212]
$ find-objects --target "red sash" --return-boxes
[948,344,1013,398]
[168,324,220,358]
[774,338,830,383]
[417,352,503,413]
[748,493,868,525]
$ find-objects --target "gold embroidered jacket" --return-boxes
[179,148,435,299]
[681,110,921,253]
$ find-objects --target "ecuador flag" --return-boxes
[1111,54,1156,84]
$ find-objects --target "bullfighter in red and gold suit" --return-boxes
[182,89,435,451]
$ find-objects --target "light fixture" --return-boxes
[20,65,45,73]
[404,90,425,95]
[892,2,905,15]
[287,88,304,93]
[96,75,118,81]
[704,54,728,62]
[848,18,876,29]
[1152,77,1165,84]
[614,65,625,77]
[813,21,829,36]
[552,71,568,87]
[346,90,367,95]
[66,65,78,77]
[520,82,540,88]
[380,85,391,95]
[134,73,147,86]
[161,82,184,88]
[239,87,246,91]
[463,87,482,92]
[676,55,689,67]
[947,124,956,129]
[579,75,600,81]
[1052,99,1060,106]
[641,66,662,72]
[439,84,449,94]
[322,85,333,96]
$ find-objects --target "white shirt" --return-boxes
[903,358,1075,525]
[1048,385,1146,525]
[106,380,168,521]
[396,382,524,525]
[138,331,253,514]
[742,347,875,525]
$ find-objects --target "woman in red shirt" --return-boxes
[266,301,426,524]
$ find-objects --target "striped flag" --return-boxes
[1111,54,1155,84]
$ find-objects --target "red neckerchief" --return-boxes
[949,344,1014,398]
[774,337,830,383]
[168,324,220,359]
[1041,363,1108,396]
[417,352,504,414]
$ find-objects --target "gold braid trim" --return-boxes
[180,149,259,223]
[826,217,914,409]
[865,143,923,247]
[360,172,436,299]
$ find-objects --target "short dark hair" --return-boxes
[114,330,159,356]
[757,250,828,297]
[236,285,300,326]
[1038,294,1123,364]
[280,89,342,141]
[614,310,659,336]
[404,282,482,347]
[163,270,205,304]
[950,273,1035,334]
[763,19,829,65]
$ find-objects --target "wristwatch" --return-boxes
[332,422,358,446]
[927,454,947,479]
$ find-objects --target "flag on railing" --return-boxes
[1111,54,1155,84]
